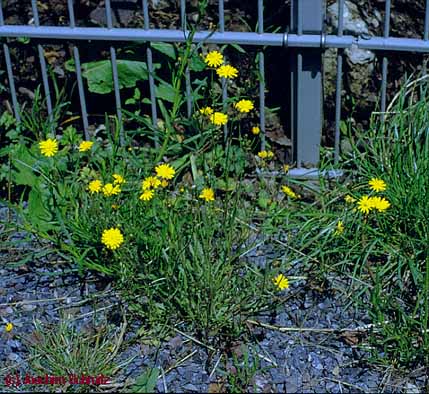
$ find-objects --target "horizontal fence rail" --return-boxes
[1,0,429,171]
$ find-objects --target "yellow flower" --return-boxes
[102,183,121,196]
[111,204,119,210]
[210,112,228,126]
[357,195,372,214]
[334,220,344,235]
[39,138,58,157]
[142,176,161,190]
[139,189,154,201]
[88,180,103,194]
[251,126,260,135]
[216,64,238,79]
[155,163,175,180]
[369,178,387,192]
[101,227,124,250]
[273,274,289,290]
[235,99,254,113]
[283,164,290,173]
[281,185,298,199]
[204,51,223,67]
[199,106,214,116]
[370,196,391,212]
[345,195,356,203]
[79,141,93,152]
[112,174,125,185]
[161,179,169,188]
[258,150,274,160]
[199,187,215,202]
[5,322,13,333]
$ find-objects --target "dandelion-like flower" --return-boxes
[257,150,274,160]
[39,138,58,157]
[139,190,154,201]
[199,106,214,116]
[273,274,289,290]
[283,164,290,173]
[101,227,124,250]
[281,185,298,199]
[142,176,161,190]
[357,195,372,214]
[155,163,175,180]
[79,141,93,152]
[88,180,103,194]
[216,64,238,79]
[235,99,254,113]
[204,51,223,67]
[334,220,344,236]
[345,195,356,204]
[112,174,125,185]
[199,188,215,202]
[251,126,260,135]
[102,183,121,197]
[210,112,228,126]
[369,178,387,192]
[370,196,391,212]
[161,179,169,188]
[5,322,13,333]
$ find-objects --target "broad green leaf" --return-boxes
[66,59,161,94]
[151,42,176,59]
[188,54,206,72]
[131,368,159,393]
[12,144,38,187]
[155,82,176,103]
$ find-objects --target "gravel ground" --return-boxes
[0,205,427,393]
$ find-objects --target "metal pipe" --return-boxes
[219,0,224,33]
[425,0,429,40]
[258,0,266,149]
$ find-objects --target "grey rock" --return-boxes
[327,1,369,36]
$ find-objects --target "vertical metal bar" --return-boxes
[380,0,391,121]
[181,0,192,118]
[67,0,89,139]
[142,0,159,147]
[258,0,266,149]
[425,0,429,41]
[219,0,227,138]
[105,0,124,145]
[289,0,323,167]
[31,0,54,132]
[334,0,344,163]
[0,2,21,122]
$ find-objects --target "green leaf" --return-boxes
[131,368,159,393]
[12,144,38,187]
[155,82,176,103]
[67,60,161,94]
[188,54,206,72]
[151,42,176,59]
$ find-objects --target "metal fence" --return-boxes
[1,0,429,171]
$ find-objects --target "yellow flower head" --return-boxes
[370,196,391,212]
[39,138,58,157]
[257,150,274,160]
[112,174,125,185]
[357,195,372,214]
[273,274,289,290]
[161,179,169,188]
[204,51,223,67]
[5,322,13,333]
[79,141,94,152]
[199,106,214,116]
[251,126,260,135]
[281,185,298,199]
[235,99,254,113]
[210,112,228,126]
[216,64,238,79]
[111,204,119,210]
[142,176,162,190]
[101,227,124,250]
[139,189,154,201]
[283,164,290,173]
[334,220,344,236]
[102,183,121,197]
[368,178,387,192]
[345,195,356,204]
[155,163,176,180]
[88,180,103,194]
[199,187,215,202]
